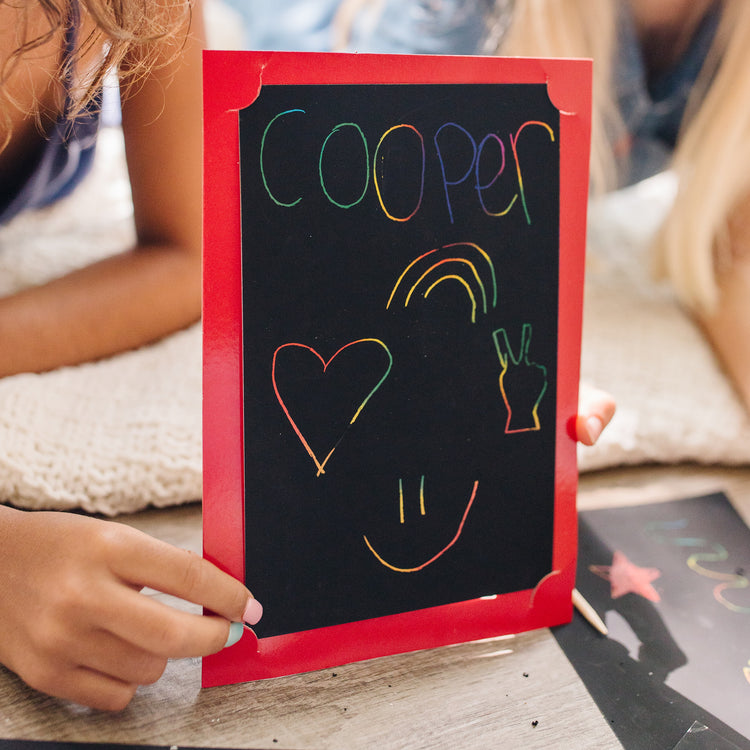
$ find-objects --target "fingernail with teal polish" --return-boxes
[224,621,244,649]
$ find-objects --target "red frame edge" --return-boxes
[202,51,591,688]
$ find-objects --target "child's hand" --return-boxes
[575,385,616,445]
[0,506,260,711]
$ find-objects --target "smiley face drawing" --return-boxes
[363,476,479,573]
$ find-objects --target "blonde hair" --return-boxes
[498,0,750,313]
[655,1,750,311]
[337,0,750,313]
[494,0,620,197]
[1,0,193,140]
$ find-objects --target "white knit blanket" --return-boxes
[579,175,750,471]
[0,129,201,515]
[0,128,747,515]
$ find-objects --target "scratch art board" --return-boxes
[202,51,591,686]
[555,493,750,750]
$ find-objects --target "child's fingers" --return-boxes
[107,526,257,624]
[67,670,138,713]
[65,631,169,687]
[99,587,237,658]
[576,386,616,445]
[23,661,137,713]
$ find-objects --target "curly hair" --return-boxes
[1,0,193,144]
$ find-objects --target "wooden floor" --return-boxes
[1,464,749,750]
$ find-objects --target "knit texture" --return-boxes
[0,129,746,515]
[578,172,750,470]
[0,129,201,515]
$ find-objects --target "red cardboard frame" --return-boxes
[202,51,591,688]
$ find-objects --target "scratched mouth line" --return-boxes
[363,478,479,573]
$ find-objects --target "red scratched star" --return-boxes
[589,550,662,602]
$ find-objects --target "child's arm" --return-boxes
[0,4,205,377]
[0,505,259,711]
[700,193,750,411]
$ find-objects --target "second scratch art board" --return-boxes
[202,51,591,686]
[555,493,750,749]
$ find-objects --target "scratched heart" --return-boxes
[271,339,393,476]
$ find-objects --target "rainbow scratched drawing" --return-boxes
[363,477,479,573]
[645,519,750,614]
[272,339,393,476]
[509,120,555,225]
[373,124,425,222]
[230,73,566,651]
[492,324,548,433]
[386,242,497,323]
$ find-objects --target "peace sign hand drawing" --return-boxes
[492,324,548,433]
